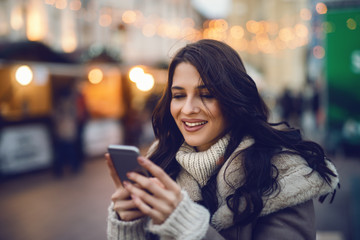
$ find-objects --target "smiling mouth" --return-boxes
[184,121,207,127]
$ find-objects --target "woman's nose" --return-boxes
[181,97,200,114]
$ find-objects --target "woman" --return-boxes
[106,39,339,239]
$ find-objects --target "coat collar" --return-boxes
[176,138,339,230]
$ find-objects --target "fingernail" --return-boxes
[123,181,129,187]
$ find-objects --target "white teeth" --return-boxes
[184,121,207,127]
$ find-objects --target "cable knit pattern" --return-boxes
[176,135,230,187]
[147,190,210,240]
[174,137,339,231]
[107,203,147,240]
[107,136,339,238]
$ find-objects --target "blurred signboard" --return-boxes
[325,8,360,148]
[0,124,53,175]
[83,119,124,157]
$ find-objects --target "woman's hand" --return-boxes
[124,156,183,225]
[105,153,145,221]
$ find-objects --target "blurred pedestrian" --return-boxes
[53,83,86,177]
[105,39,339,239]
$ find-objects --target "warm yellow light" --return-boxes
[209,19,216,28]
[15,65,33,86]
[279,28,294,42]
[265,21,278,35]
[62,35,77,53]
[246,20,260,34]
[56,0,68,9]
[347,18,357,30]
[142,23,156,37]
[69,0,81,11]
[99,13,112,27]
[88,68,103,84]
[61,10,77,53]
[203,20,210,29]
[294,24,308,38]
[10,6,24,30]
[129,66,145,82]
[316,3,327,15]
[26,2,47,41]
[214,19,228,31]
[136,73,154,92]
[45,0,56,5]
[122,10,136,24]
[167,25,181,39]
[230,25,244,39]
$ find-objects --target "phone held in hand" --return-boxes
[107,145,149,182]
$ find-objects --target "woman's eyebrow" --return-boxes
[171,86,184,90]
[171,85,207,90]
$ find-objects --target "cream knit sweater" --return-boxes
[107,135,339,239]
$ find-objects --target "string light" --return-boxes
[42,0,315,54]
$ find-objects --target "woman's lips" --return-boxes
[182,120,207,132]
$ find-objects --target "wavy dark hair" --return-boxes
[149,39,337,225]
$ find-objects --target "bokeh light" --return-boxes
[294,24,309,38]
[129,66,145,83]
[313,45,325,59]
[15,65,33,86]
[69,0,82,11]
[316,2,328,15]
[88,68,103,84]
[122,10,137,24]
[99,13,112,27]
[230,25,245,39]
[347,18,357,30]
[136,73,154,92]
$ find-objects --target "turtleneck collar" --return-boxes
[175,135,230,187]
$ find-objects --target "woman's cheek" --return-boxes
[170,101,180,117]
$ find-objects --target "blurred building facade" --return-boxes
[1,0,359,177]
[0,0,202,176]
[0,0,201,64]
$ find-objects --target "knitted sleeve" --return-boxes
[107,203,148,240]
[147,190,210,240]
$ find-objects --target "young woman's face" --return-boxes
[170,62,227,152]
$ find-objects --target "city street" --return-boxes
[0,154,359,240]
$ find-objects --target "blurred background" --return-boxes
[0,0,359,239]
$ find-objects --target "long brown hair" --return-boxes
[150,39,337,225]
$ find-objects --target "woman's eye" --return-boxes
[172,94,185,99]
[200,94,214,99]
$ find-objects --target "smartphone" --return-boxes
[107,145,148,182]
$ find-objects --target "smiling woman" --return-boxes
[106,39,339,240]
[170,62,227,152]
